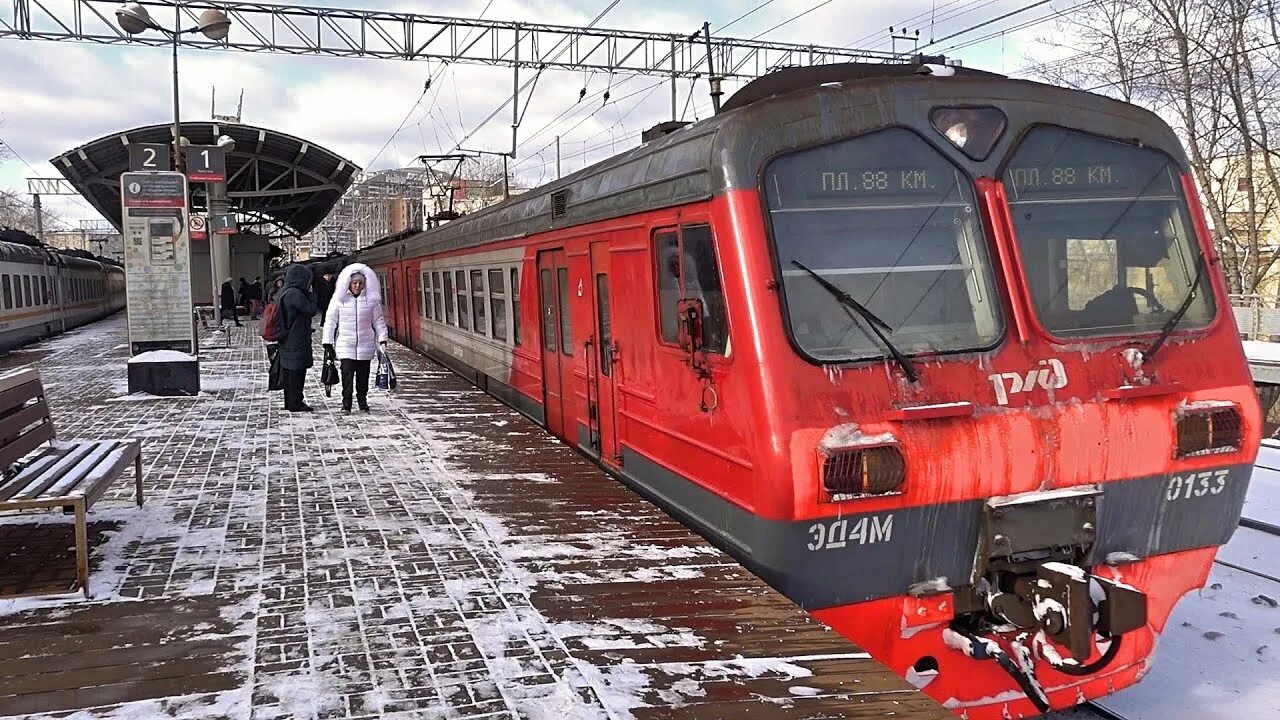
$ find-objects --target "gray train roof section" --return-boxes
[375,67,1184,262]
[51,122,361,238]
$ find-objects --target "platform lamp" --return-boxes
[114,3,232,172]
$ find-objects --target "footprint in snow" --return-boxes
[1203,631,1225,641]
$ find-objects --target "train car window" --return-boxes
[22,276,32,307]
[763,126,1002,362]
[489,269,507,342]
[427,269,437,316]
[1004,126,1215,339]
[443,271,456,325]
[653,227,729,354]
[40,277,48,304]
[2,275,10,309]
[511,268,522,345]
[433,272,444,322]
[596,274,612,376]
[655,231,680,343]
[557,267,572,356]
[540,268,556,352]
[471,269,487,336]
[455,270,470,330]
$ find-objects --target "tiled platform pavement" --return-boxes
[0,314,948,720]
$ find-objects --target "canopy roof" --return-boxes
[52,122,361,238]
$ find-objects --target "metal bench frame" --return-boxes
[0,369,143,598]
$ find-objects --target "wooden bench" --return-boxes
[0,368,143,598]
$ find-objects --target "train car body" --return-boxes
[354,63,1260,718]
[0,234,126,353]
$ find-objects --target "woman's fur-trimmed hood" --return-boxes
[332,263,381,305]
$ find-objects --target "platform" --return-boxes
[0,315,947,720]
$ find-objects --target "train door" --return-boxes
[387,268,401,342]
[586,241,620,463]
[406,267,420,350]
[537,249,572,439]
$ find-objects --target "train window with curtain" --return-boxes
[557,267,572,356]
[455,270,470,329]
[2,275,10,309]
[489,269,507,342]
[443,271,455,325]
[653,226,729,354]
[1004,125,1215,338]
[511,268,522,345]
[763,126,1002,362]
[470,269,487,336]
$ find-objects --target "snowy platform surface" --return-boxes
[0,315,945,720]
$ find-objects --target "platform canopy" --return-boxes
[51,122,361,239]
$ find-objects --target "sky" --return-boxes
[0,0,1083,229]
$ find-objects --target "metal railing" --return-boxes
[1229,294,1280,340]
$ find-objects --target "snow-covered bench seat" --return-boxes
[0,368,143,598]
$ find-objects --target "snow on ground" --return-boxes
[1,315,878,720]
[1243,340,1280,364]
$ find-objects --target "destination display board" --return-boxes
[121,171,196,356]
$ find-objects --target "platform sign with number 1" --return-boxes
[186,146,227,183]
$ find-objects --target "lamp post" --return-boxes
[114,2,232,172]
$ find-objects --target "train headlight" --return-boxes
[1175,403,1242,457]
[821,444,905,500]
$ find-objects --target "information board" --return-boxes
[121,171,196,355]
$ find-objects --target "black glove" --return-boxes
[323,344,335,361]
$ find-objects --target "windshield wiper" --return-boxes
[1144,251,1207,364]
[790,260,919,382]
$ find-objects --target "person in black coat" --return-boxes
[219,278,242,326]
[316,270,336,325]
[249,276,263,319]
[277,264,318,412]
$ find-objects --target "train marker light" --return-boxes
[930,106,1007,161]
[1175,403,1242,457]
[821,444,905,500]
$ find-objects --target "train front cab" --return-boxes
[708,81,1261,718]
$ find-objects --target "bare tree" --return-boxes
[1033,0,1280,296]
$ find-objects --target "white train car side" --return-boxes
[0,232,126,354]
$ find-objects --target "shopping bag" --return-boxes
[375,350,396,391]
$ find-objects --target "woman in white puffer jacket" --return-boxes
[322,263,389,412]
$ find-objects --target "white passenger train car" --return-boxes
[0,231,126,353]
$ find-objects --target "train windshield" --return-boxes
[763,127,1002,362]
[1003,126,1214,339]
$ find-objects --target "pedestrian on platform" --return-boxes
[237,277,250,311]
[268,275,285,302]
[249,276,263,319]
[322,263,388,413]
[277,264,319,412]
[220,278,242,327]
[316,269,336,326]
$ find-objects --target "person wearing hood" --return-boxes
[322,263,388,413]
[220,278,242,327]
[278,264,319,412]
[316,270,336,325]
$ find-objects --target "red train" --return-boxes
[352,61,1260,717]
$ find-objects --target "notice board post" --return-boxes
[121,171,200,396]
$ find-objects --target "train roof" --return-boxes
[0,235,121,271]
[362,62,1183,264]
